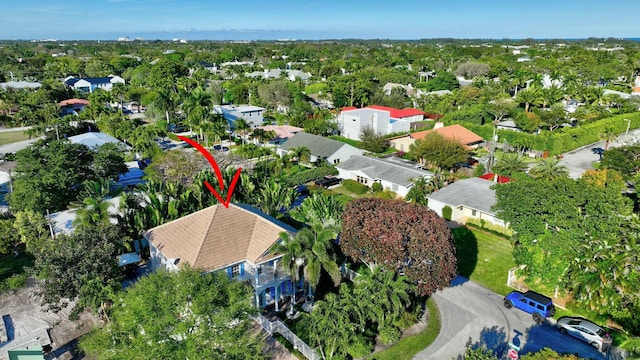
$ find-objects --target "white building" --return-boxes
[215,105,265,128]
[336,155,432,197]
[337,105,426,141]
[427,177,506,227]
[63,75,125,93]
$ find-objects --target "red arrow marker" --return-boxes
[178,135,225,190]
[177,135,242,208]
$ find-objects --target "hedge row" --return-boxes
[463,112,640,156]
[465,218,513,238]
[283,166,338,186]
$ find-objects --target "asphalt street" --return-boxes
[559,128,640,179]
[414,277,609,360]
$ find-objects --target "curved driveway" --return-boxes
[414,277,607,360]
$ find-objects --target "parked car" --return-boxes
[213,144,230,152]
[314,175,342,188]
[556,316,607,350]
[503,290,556,323]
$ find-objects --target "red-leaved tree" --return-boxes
[340,198,457,296]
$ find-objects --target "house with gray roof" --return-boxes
[68,132,131,150]
[246,69,312,82]
[427,177,505,226]
[277,132,363,165]
[337,155,432,197]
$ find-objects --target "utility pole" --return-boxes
[625,118,631,143]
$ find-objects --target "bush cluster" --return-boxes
[463,113,640,156]
[282,166,338,186]
[341,179,370,195]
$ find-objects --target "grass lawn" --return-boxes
[370,298,441,360]
[452,227,515,295]
[0,130,31,146]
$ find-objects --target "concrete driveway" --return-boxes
[413,277,609,360]
[559,129,640,179]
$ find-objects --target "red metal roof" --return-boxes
[366,105,426,118]
[479,173,511,183]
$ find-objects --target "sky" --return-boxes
[1,0,638,40]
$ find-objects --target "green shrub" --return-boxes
[5,273,27,290]
[442,205,453,221]
[341,180,370,195]
[379,325,402,345]
[347,335,374,358]
[465,218,513,238]
[393,311,419,330]
[166,132,179,141]
[283,166,338,186]
[371,181,383,193]
[375,190,397,199]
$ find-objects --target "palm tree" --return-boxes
[529,157,569,181]
[516,87,541,112]
[307,292,357,360]
[233,118,251,145]
[254,179,297,217]
[352,265,413,329]
[297,224,342,304]
[151,89,176,123]
[287,146,311,166]
[289,193,345,229]
[182,87,214,141]
[494,153,528,177]
[270,231,304,315]
[72,179,118,230]
[600,127,618,150]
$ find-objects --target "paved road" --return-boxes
[0,137,42,155]
[414,277,609,360]
[559,129,640,179]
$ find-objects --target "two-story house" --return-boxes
[144,203,300,309]
[63,75,125,93]
[337,105,427,141]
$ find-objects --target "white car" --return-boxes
[556,316,607,350]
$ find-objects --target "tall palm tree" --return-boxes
[182,87,214,141]
[270,230,304,315]
[287,146,311,166]
[151,89,176,123]
[297,224,342,303]
[529,157,569,181]
[494,153,528,177]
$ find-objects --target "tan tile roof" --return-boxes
[411,124,484,146]
[144,204,295,271]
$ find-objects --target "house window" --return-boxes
[356,175,368,185]
[230,264,240,277]
[472,209,477,217]
[333,159,340,164]
[257,265,263,275]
